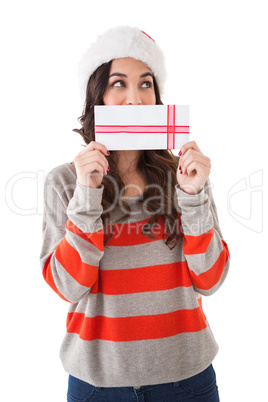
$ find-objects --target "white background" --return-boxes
[1,0,267,401]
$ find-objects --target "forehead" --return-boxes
[109,57,152,74]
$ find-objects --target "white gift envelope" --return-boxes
[94,105,189,150]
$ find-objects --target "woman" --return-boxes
[40,26,230,401]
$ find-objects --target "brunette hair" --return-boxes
[73,61,181,248]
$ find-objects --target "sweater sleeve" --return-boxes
[176,180,230,296]
[40,177,104,303]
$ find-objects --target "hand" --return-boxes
[177,141,211,195]
[73,141,110,188]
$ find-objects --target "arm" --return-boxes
[177,181,230,295]
[40,142,110,303]
[177,141,230,295]
[40,177,104,303]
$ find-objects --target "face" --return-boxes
[103,57,156,106]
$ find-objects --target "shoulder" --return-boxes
[44,162,77,204]
[45,162,76,185]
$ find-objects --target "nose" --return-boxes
[125,86,142,105]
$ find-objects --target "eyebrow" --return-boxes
[108,72,154,79]
[140,72,154,79]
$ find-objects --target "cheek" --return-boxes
[143,90,156,105]
[150,92,156,104]
[103,90,123,105]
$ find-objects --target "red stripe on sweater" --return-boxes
[66,220,104,252]
[105,216,170,247]
[66,306,207,342]
[183,228,214,255]
[90,262,191,295]
[42,253,70,302]
[55,237,98,288]
[189,240,230,290]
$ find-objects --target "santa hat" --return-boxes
[78,26,166,98]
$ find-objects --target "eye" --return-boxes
[141,81,153,88]
[111,80,126,88]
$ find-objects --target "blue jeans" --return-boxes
[67,364,219,401]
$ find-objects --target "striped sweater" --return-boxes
[40,162,230,387]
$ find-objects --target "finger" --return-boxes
[76,149,109,168]
[86,141,110,156]
[78,141,109,158]
[80,161,108,176]
[179,141,201,157]
[74,147,110,175]
[78,160,109,176]
[179,150,210,174]
[185,160,210,177]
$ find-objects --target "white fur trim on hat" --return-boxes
[78,26,166,99]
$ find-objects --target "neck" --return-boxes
[116,150,146,197]
[117,150,141,176]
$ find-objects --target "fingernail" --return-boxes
[107,151,110,155]
[107,166,110,171]
[179,150,182,156]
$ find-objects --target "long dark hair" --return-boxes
[73,61,181,248]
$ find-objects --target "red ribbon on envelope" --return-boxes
[167,104,175,149]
